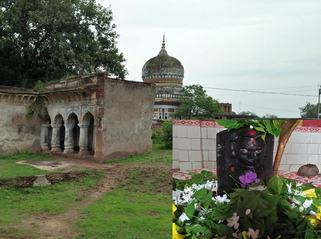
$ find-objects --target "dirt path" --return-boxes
[10,156,171,239]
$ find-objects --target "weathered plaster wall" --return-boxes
[0,99,41,154]
[101,79,156,159]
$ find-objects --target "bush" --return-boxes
[151,132,163,144]
[161,120,173,149]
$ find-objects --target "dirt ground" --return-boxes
[2,155,172,239]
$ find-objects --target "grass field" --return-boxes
[0,145,172,239]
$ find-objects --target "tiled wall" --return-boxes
[173,120,321,171]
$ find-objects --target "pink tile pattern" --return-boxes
[295,126,321,132]
[173,168,321,188]
[173,120,321,132]
[200,120,224,128]
[173,120,200,126]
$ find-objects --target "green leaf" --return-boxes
[185,225,211,235]
[267,174,282,195]
[201,190,213,208]
[194,188,207,200]
[230,196,246,216]
[209,207,231,221]
[198,233,214,239]
[296,218,307,231]
[215,120,239,129]
[254,126,265,132]
[277,198,293,212]
[213,224,233,237]
[287,210,298,220]
[200,170,213,177]
[243,192,260,212]
[261,191,280,206]
[185,200,195,220]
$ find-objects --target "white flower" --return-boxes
[286,183,292,194]
[200,207,208,216]
[179,213,190,222]
[172,189,183,202]
[181,194,193,204]
[310,210,317,216]
[184,186,193,194]
[290,196,302,206]
[296,182,303,187]
[214,194,230,204]
[293,189,305,197]
[303,199,313,209]
[227,212,239,230]
[250,125,253,129]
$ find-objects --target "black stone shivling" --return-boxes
[216,127,274,196]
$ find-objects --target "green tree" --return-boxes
[238,111,258,118]
[0,0,126,87]
[299,102,318,118]
[262,114,278,118]
[176,84,223,119]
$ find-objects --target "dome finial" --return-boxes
[159,34,167,55]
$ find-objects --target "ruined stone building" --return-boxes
[142,36,184,120]
[0,73,156,160]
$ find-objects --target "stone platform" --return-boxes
[173,168,321,187]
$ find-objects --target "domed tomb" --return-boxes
[142,36,184,83]
[142,36,184,120]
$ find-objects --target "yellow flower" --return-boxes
[173,223,185,239]
[307,215,320,227]
[173,203,177,219]
[303,188,317,198]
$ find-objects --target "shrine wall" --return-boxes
[0,90,42,154]
[173,119,321,172]
[100,79,156,159]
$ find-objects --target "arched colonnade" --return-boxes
[40,111,95,155]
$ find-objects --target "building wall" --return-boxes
[173,119,321,172]
[101,79,156,159]
[0,74,156,161]
[0,96,42,154]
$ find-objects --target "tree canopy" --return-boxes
[238,111,258,118]
[0,0,126,87]
[176,84,223,119]
[262,114,278,118]
[299,102,318,118]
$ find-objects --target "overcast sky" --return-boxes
[97,0,321,118]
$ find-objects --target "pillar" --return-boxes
[51,124,62,152]
[78,123,89,155]
[64,124,75,154]
[40,124,50,151]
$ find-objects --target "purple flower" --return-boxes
[239,171,260,188]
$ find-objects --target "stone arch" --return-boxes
[54,113,64,125]
[51,114,65,152]
[78,111,95,155]
[64,112,80,153]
